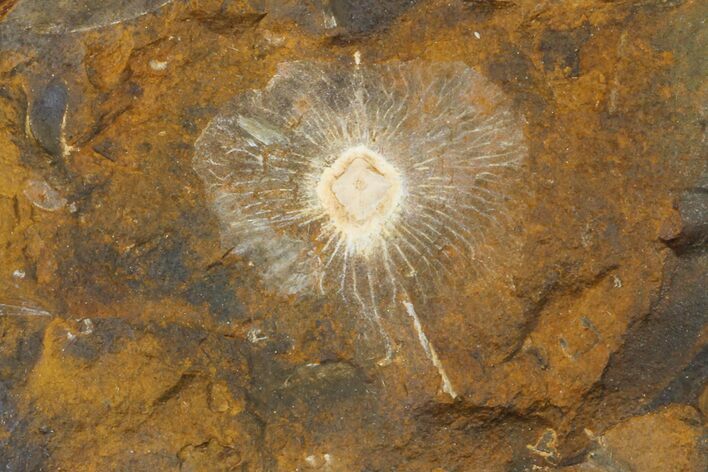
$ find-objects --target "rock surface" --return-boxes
[0,0,706,470]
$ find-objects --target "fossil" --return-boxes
[193,58,527,397]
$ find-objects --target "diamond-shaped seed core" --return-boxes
[316,145,401,242]
[331,157,392,223]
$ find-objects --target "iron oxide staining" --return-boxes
[193,59,526,395]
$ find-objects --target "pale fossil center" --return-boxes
[332,157,391,222]
[317,145,401,242]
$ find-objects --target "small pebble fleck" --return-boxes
[80,319,94,335]
[149,59,169,71]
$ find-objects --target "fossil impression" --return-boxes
[193,59,526,397]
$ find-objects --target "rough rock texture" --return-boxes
[0,0,706,470]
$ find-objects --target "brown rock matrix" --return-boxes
[0,0,705,470]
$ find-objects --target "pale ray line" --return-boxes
[424,176,454,182]
[205,168,231,182]
[241,197,291,210]
[352,81,368,142]
[457,203,500,225]
[402,299,457,399]
[297,212,327,227]
[224,177,282,187]
[395,229,446,288]
[338,248,350,297]
[239,188,295,197]
[378,68,412,144]
[400,219,436,244]
[0,303,53,318]
[351,260,394,364]
[268,210,316,227]
[465,184,507,202]
[412,202,475,237]
[450,150,519,166]
[309,97,347,144]
[380,240,399,305]
[413,191,500,225]
[416,184,458,190]
[268,153,317,169]
[422,125,500,156]
[411,207,479,255]
[314,96,350,144]
[214,192,240,203]
[482,159,523,169]
[367,266,394,365]
[316,73,357,143]
[413,155,441,169]
[393,224,448,277]
[378,80,401,129]
[389,226,439,276]
[380,234,424,295]
[470,172,502,184]
[299,102,338,144]
[300,110,338,147]
[268,214,306,225]
[430,74,471,124]
[390,240,417,277]
[225,146,261,158]
[422,184,503,205]
[248,209,274,217]
[324,236,344,269]
[320,231,339,254]
[206,157,228,167]
[242,216,269,226]
[406,219,456,260]
[265,163,299,175]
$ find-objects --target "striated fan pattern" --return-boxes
[193,59,527,396]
